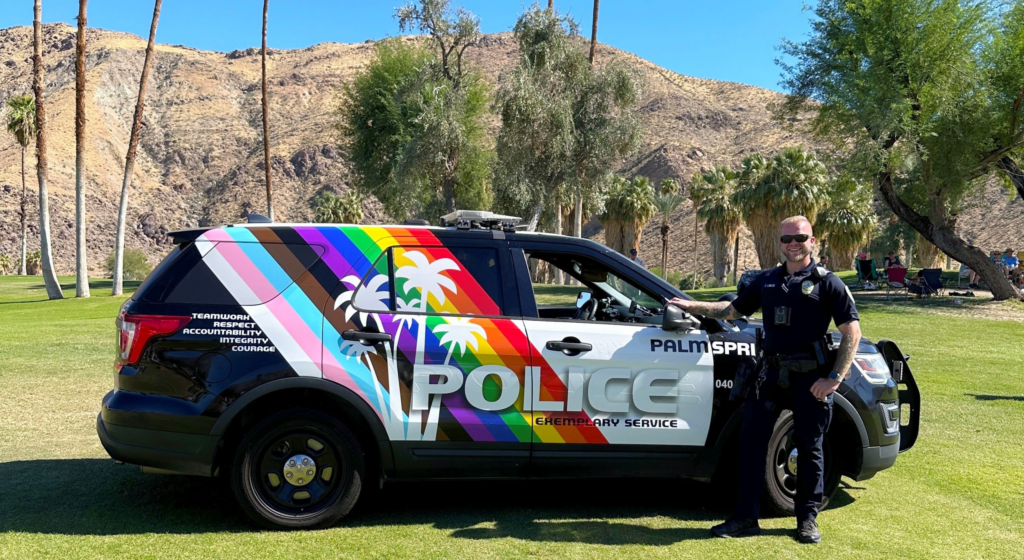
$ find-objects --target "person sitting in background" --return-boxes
[883,251,902,269]
[629,248,646,268]
[819,255,830,270]
[1004,248,1020,283]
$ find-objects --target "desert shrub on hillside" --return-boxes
[106,248,151,281]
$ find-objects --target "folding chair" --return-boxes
[855,258,880,290]
[957,264,972,288]
[885,267,909,300]
[920,268,945,297]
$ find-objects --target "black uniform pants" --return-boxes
[734,367,833,523]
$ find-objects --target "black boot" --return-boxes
[710,517,761,538]
[797,519,821,544]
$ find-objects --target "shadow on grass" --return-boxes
[967,394,1024,402]
[0,459,855,542]
[0,279,139,305]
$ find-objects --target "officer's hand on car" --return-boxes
[667,297,692,311]
[810,377,841,401]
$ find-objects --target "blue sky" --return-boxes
[0,1,815,92]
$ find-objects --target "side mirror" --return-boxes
[576,291,592,308]
[662,304,700,331]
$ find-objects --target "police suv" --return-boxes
[98,211,920,529]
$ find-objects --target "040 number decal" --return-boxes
[715,379,734,389]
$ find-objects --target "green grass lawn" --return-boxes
[1,276,1022,558]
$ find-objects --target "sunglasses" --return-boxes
[780,234,810,244]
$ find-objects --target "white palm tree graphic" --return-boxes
[338,337,393,433]
[422,316,489,441]
[334,274,389,329]
[395,250,460,440]
[434,317,487,365]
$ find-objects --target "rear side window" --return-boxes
[140,240,323,305]
[354,246,505,316]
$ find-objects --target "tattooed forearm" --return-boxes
[685,301,739,320]
[834,320,862,379]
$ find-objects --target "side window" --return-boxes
[525,250,664,321]
[354,246,505,316]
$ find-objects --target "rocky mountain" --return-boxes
[1,23,1021,277]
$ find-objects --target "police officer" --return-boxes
[668,215,861,544]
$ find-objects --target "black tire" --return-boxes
[230,408,365,530]
[763,410,841,516]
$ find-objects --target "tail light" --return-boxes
[116,311,191,367]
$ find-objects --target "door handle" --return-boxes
[342,330,392,345]
[546,339,592,355]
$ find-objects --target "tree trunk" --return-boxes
[113,0,161,296]
[660,222,669,279]
[19,147,27,276]
[603,219,623,253]
[553,202,564,285]
[589,0,599,65]
[732,233,740,285]
[33,0,63,300]
[691,211,698,289]
[548,0,553,10]
[877,170,1021,301]
[261,0,274,220]
[996,156,1024,201]
[526,201,543,232]
[75,0,90,298]
[709,225,739,286]
[830,243,857,271]
[913,235,941,269]
[748,210,779,270]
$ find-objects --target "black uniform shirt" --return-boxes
[731,260,859,355]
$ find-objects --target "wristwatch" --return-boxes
[827,371,843,382]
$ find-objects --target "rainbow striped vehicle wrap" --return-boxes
[194,224,621,445]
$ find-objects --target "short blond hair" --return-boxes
[780,215,813,233]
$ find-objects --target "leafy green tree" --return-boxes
[314,191,364,224]
[816,176,876,270]
[393,0,492,217]
[4,94,34,276]
[696,175,743,285]
[493,4,643,236]
[601,175,656,254]
[653,178,684,279]
[780,0,1024,300]
[339,39,431,219]
[732,148,829,269]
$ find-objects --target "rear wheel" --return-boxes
[764,410,841,516]
[230,409,364,529]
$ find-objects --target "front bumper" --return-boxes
[97,390,220,476]
[851,442,900,481]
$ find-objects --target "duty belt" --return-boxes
[764,353,819,373]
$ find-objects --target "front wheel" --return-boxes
[230,409,365,529]
[763,410,841,516]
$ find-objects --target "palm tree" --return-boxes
[815,177,875,270]
[589,0,599,65]
[5,95,35,276]
[690,166,735,287]
[261,0,274,220]
[74,0,90,297]
[32,0,63,300]
[602,175,657,254]
[112,0,162,296]
[733,147,829,269]
[314,191,364,224]
[653,178,683,279]
[696,179,743,285]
